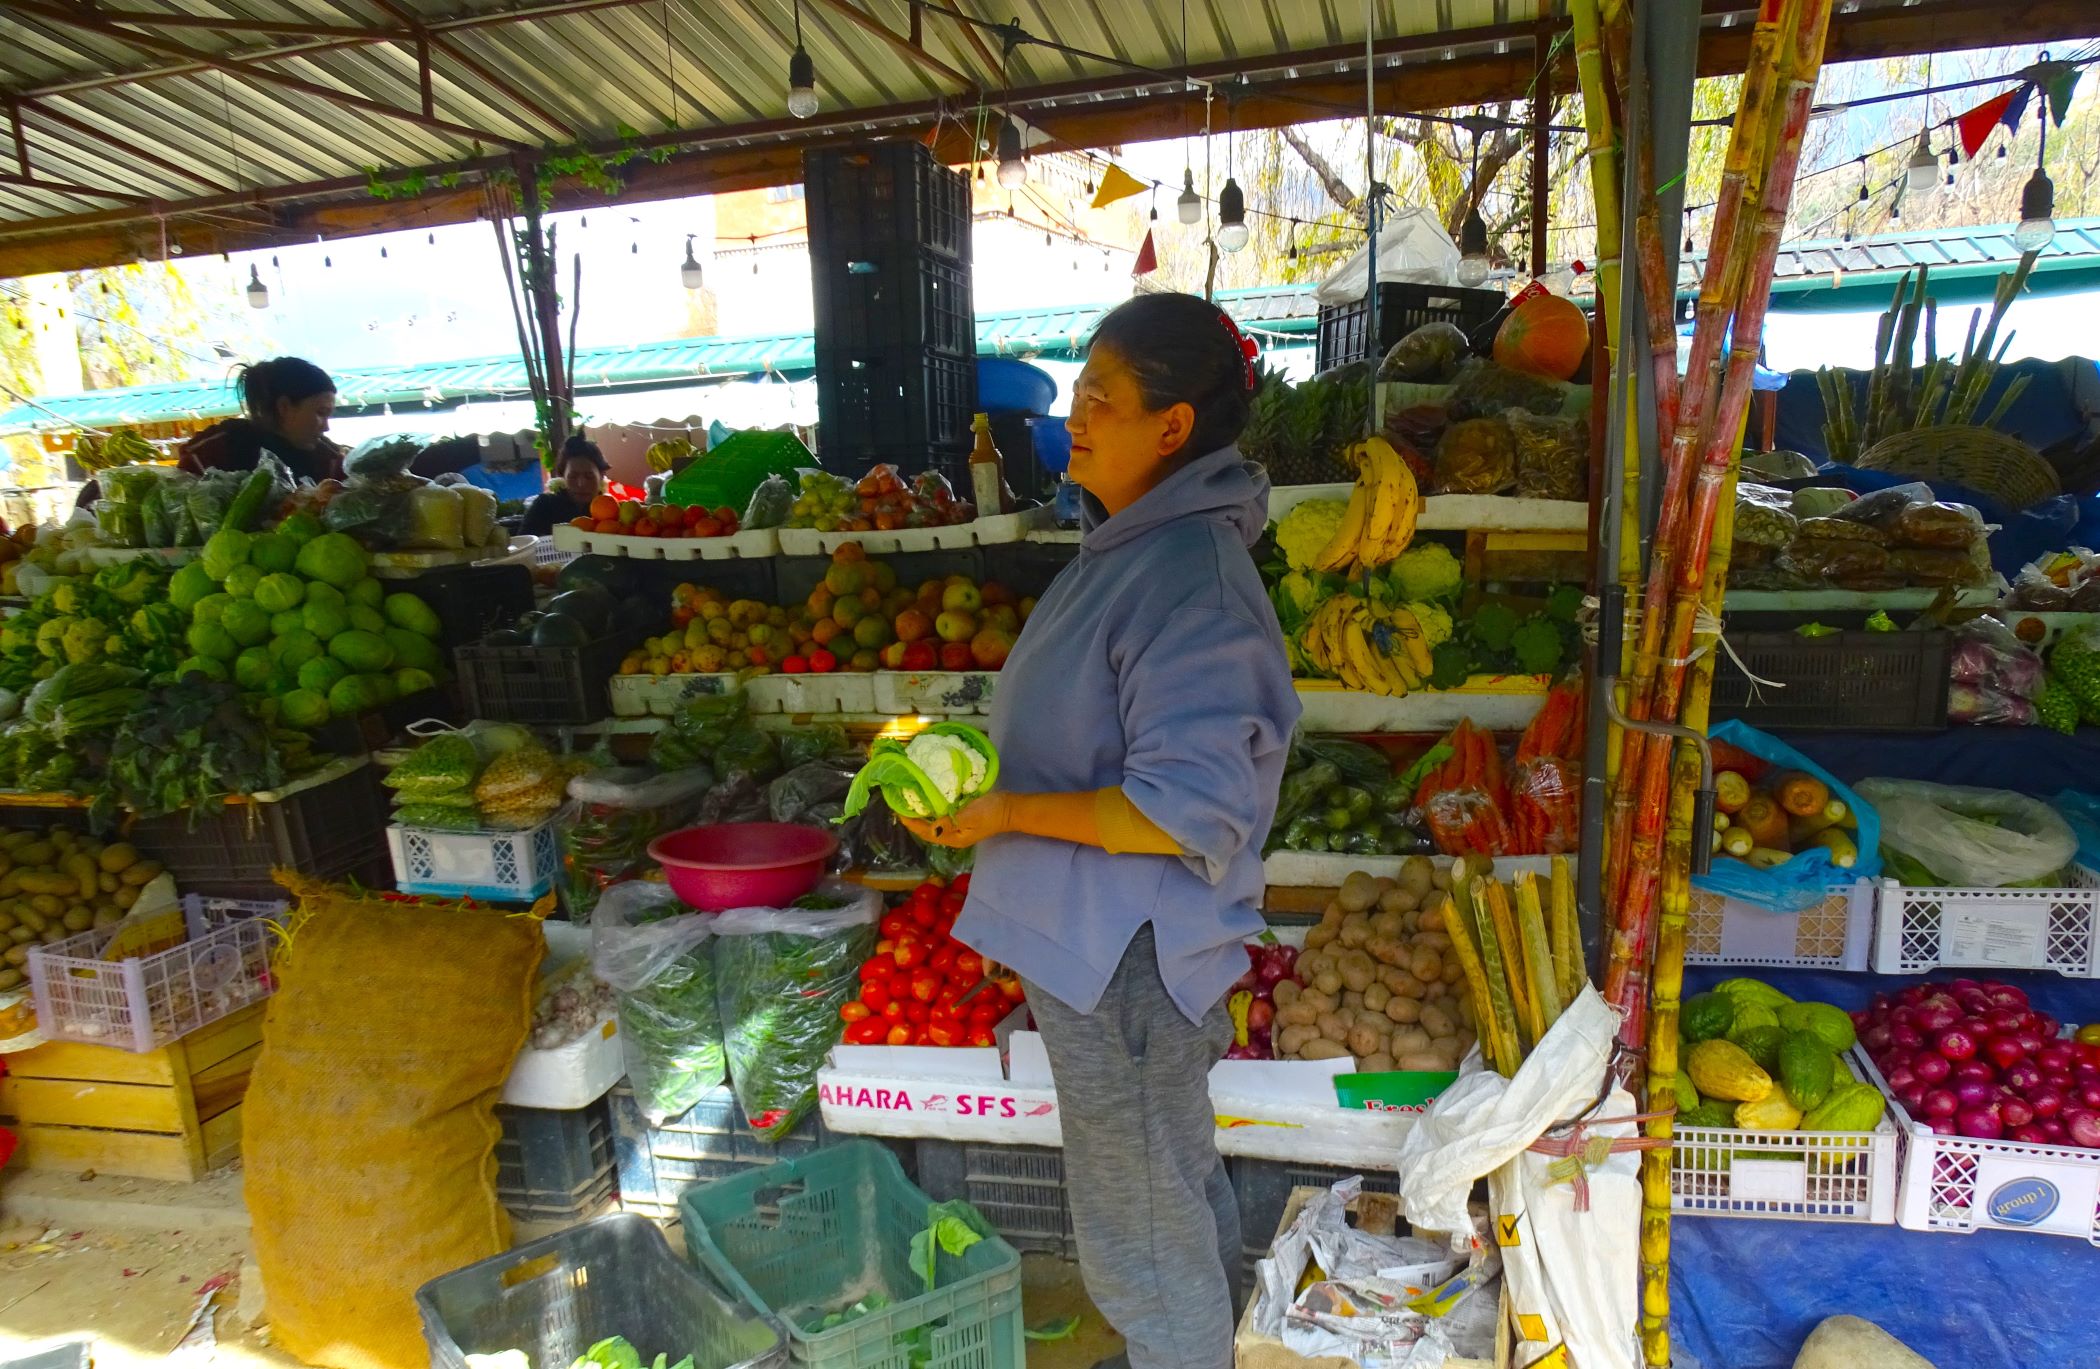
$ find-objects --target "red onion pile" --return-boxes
[1224,942,1301,1060]
[1858,978,2100,1148]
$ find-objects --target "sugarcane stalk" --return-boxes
[1913,357,1952,431]
[1480,876,1539,1048]
[1467,877,1524,1074]
[1569,0,1623,354]
[1549,855,1586,1003]
[1440,890,1504,1073]
[1981,373,2033,431]
[1516,871,1564,1035]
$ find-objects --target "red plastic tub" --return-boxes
[648,823,838,911]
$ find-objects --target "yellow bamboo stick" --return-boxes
[1464,876,1523,1074]
[1439,890,1505,1075]
[1549,855,1586,1003]
[1516,871,1563,1035]
[1481,878,1541,1049]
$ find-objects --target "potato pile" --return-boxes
[1275,856,1477,1072]
[0,826,162,991]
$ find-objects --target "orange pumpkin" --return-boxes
[1492,293,1590,381]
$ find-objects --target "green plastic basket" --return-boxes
[680,1141,1024,1369]
[663,431,812,515]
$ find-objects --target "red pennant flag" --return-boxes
[1956,89,2016,158]
[1131,228,1157,277]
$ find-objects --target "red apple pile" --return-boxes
[1858,977,2100,1148]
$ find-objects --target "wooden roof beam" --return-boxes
[803,0,979,94]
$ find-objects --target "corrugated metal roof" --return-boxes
[0,284,1322,433]
[1689,216,2100,284]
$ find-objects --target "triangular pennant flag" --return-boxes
[1091,162,1148,210]
[1131,228,1157,277]
[2001,84,2033,135]
[2046,68,2081,127]
[1956,89,2016,158]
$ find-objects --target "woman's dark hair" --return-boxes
[558,433,608,472]
[1086,292,1255,460]
[238,356,333,424]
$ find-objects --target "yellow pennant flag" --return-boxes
[1091,162,1148,210]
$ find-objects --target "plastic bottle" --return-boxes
[968,413,1011,517]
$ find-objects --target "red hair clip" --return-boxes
[1218,311,1259,392]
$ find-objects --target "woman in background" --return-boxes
[521,434,609,534]
[180,356,343,482]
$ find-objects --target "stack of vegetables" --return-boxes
[786,465,974,533]
[1710,746,1860,871]
[1224,941,1301,1060]
[1275,861,1483,1070]
[1859,977,2100,1148]
[1413,720,1514,858]
[0,826,163,991]
[1269,735,1437,858]
[168,524,448,729]
[384,727,568,831]
[1440,857,1585,1077]
[1675,976,1884,1138]
[841,876,1021,1047]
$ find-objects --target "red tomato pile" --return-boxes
[838,875,1023,1047]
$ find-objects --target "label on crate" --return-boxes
[1940,897,2049,967]
[1726,1156,1808,1206]
[1973,1154,2097,1239]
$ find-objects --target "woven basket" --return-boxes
[1854,425,2058,511]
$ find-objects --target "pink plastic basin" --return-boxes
[648,823,838,911]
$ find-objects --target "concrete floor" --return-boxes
[0,1167,1118,1369]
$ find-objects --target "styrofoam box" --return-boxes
[774,506,1054,558]
[743,672,878,714]
[1684,880,1874,972]
[608,671,740,718]
[869,670,998,717]
[1859,1051,2100,1243]
[503,921,622,1110]
[550,523,781,561]
[1871,871,2100,977]
[1669,1046,1898,1224]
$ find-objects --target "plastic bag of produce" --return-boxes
[1378,321,1471,383]
[322,476,417,546]
[474,742,569,828]
[1732,483,1799,549]
[1854,778,2076,888]
[1445,358,1569,421]
[1948,685,2037,726]
[1411,719,1512,856]
[186,468,248,541]
[738,472,795,530]
[1948,618,2042,701]
[1693,720,1882,912]
[592,880,724,1124]
[648,691,747,771]
[560,764,715,919]
[400,483,465,550]
[457,484,498,548]
[1507,411,1586,501]
[384,732,482,797]
[344,436,420,481]
[1433,417,1516,495]
[711,883,879,1139]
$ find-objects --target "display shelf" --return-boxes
[1294,676,1549,732]
[369,537,538,579]
[81,544,195,567]
[1989,608,2100,648]
[1723,586,2001,613]
[608,671,739,718]
[1870,871,2100,977]
[550,523,780,561]
[1266,485,1591,532]
[774,505,1054,557]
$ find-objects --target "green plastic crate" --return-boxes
[680,1140,1024,1369]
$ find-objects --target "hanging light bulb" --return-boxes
[2014,167,2056,252]
[245,264,269,309]
[1457,206,1490,287]
[1889,201,1901,224]
[1904,131,1939,196]
[680,235,704,289]
[994,115,1025,189]
[1216,177,1249,252]
[1176,168,1201,225]
[786,0,818,118]
[1684,232,1695,256]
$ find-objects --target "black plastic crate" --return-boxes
[495,1098,618,1223]
[608,1083,831,1221]
[454,630,635,727]
[1314,282,1505,371]
[815,348,976,470]
[1230,1157,1399,1289]
[392,562,536,648]
[915,1139,1077,1258]
[814,244,974,357]
[1710,628,1950,731]
[806,141,971,262]
[129,760,390,892]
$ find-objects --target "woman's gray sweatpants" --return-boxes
[1026,925,1240,1369]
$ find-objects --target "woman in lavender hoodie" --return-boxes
[902,293,1299,1369]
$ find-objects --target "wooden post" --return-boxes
[1529,23,1551,280]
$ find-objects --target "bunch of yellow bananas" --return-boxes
[1308,435,1421,572]
[1299,594,1438,697]
[73,427,157,474]
[645,437,695,473]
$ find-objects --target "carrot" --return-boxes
[1772,770,1830,818]
[1714,769,1752,814]
[1736,794,1790,850]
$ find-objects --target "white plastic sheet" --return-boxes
[1393,987,1638,1369]
[1314,207,1464,304]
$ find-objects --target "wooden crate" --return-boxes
[1234,1184,1509,1369]
[0,1001,263,1181]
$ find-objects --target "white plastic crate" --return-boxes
[742,672,877,714]
[869,670,999,717]
[1684,880,1873,972]
[1859,1053,2100,1243]
[26,895,286,1053]
[387,818,561,900]
[608,671,739,718]
[1668,1047,1898,1224]
[774,506,1053,558]
[1871,872,2100,977]
[549,523,780,560]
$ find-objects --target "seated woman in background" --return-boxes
[180,356,344,483]
[521,434,609,535]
